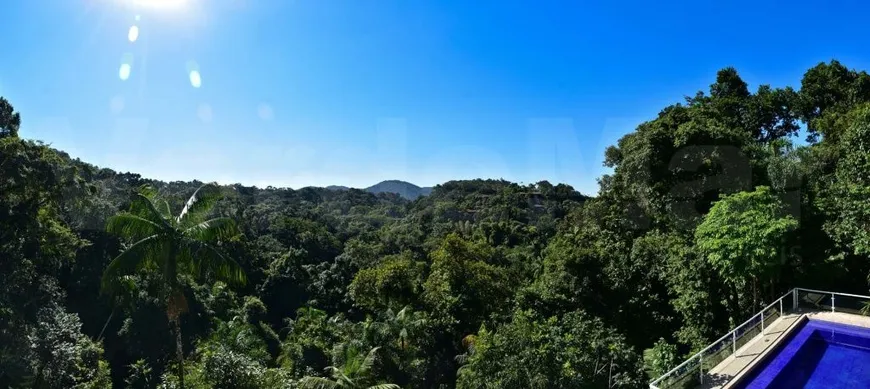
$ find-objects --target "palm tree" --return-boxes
[383,306,424,353]
[299,347,399,389]
[102,183,246,389]
[366,306,426,371]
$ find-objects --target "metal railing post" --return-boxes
[649,288,870,388]
[793,289,798,311]
[732,331,737,355]
[761,311,765,335]
[780,298,783,316]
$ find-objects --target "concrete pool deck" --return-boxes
[701,311,870,389]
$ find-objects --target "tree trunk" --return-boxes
[172,319,185,389]
[729,284,741,324]
[166,245,185,388]
[752,277,758,311]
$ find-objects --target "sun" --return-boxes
[128,0,188,9]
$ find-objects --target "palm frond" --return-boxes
[161,199,173,220]
[136,184,159,200]
[396,306,409,320]
[182,217,240,243]
[324,366,342,377]
[179,240,247,286]
[101,235,162,294]
[298,376,340,389]
[360,347,382,374]
[177,183,225,226]
[336,371,355,386]
[129,190,173,228]
[107,213,164,241]
[368,384,400,389]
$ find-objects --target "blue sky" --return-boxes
[2,0,870,195]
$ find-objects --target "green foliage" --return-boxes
[125,359,154,389]
[797,60,870,141]
[0,137,92,387]
[102,184,246,297]
[102,183,246,389]
[823,104,870,259]
[349,253,425,312]
[657,236,718,348]
[361,307,434,388]
[697,187,797,282]
[0,96,21,138]
[157,316,291,389]
[27,305,112,389]
[423,234,513,334]
[643,339,679,379]
[278,307,342,375]
[696,186,798,317]
[456,309,644,389]
[299,346,399,389]
[6,60,870,388]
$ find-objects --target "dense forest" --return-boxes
[3,60,870,388]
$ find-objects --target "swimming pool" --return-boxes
[733,319,870,388]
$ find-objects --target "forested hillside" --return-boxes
[2,60,870,388]
[325,180,433,200]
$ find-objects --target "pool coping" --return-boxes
[718,314,808,389]
[709,312,870,388]
[730,318,845,387]
[651,290,870,389]
[727,317,870,388]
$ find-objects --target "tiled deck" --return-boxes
[807,311,870,328]
[702,311,870,389]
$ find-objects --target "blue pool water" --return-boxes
[734,320,870,388]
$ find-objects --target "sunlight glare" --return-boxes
[130,0,187,9]
[119,64,132,80]
[189,70,202,88]
[128,26,139,42]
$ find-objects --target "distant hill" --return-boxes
[365,180,432,200]
[324,180,432,200]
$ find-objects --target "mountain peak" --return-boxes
[365,180,432,200]
[322,180,432,200]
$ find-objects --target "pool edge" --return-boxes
[720,314,808,389]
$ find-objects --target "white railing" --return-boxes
[648,289,794,389]
[649,288,870,389]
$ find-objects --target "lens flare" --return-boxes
[119,53,134,81]
[119,64,132,80]
[189,70,202,88]
[128,25,139,42]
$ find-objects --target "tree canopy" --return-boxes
[2,60,870,388]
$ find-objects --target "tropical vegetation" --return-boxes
[2,60,870,388]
